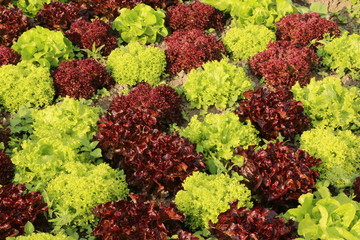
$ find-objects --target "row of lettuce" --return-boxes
[0,0,360,239]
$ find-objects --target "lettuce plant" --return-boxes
[92,193,185,240]
[0,183,48,239]
[0,121,10,149]
[284,182,360,239]
[249,40,319,89]
[166,1,225,31]
[209,201,298,239]
[46,161,129,232]
[0,61,54,112]
[12,0,67,17]
[275,12,340,47]
[354,177,360,202]
[317,33,360,79]
[0,45,21,67]
[52,58,115,99]
[292,76,360,132]
[300,128,360,189]
[8,233,76,240]
[107,42,166,86]
[143,0,179,9]
[183,59,253,110]
[0,6,31,47]
[35,1,86,31]
[222,25,276,61]
[112,3,168,44]
[0,150,14,185]
[174,172,253,230]
[165,29,226,75]
[179,112,260,174]
[235,87,311,140]
[233,142,321,209]
[12,26,75,68]
[201,0,297,29]
[66,19,118,56]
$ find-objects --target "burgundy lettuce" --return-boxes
[66,19,118,56]
[52,58,115,99]
[209,201,298,240]
[143,0,179,9]
[36,2,87,31]
[0,7,31,47]
[0,45,21,67]
[233,142,321,209]
[166,1,225,31]
[249,41,319,89]
[276,12,340,47]
[174,231,200,240]
[0,184,48,239]
[92,193,185,240]
[235,87,311,141]
[0,150,13,185]
[165,29,226,75]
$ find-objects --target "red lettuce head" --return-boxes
[66,19,118,56]
[166,1,225,31]
[233,142,321,210]
[0,150,14,185]
[235,87,311,141]
[143,0,179,9]
[51,58,115,99]
[0,45,20,67]
[276,12,341,47]
[249,41,319,89]
[92,193,185,240]
[0,7,31,47]
[209,201,298,240]
[35,1,88,31]
[0,184,48,239]
[165,29,226,75]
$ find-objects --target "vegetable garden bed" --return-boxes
[0,0,359,239]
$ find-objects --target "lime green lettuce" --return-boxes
[112,3,168,44]
[223,25,276,61]
[284,181,360,240]
[317,33,360,79]
[46,161,129,232]
[7,232,75,240]
[0,61,54,112]
[174,172,253,230]
[300,128,360,189]
[179,112,260,174]
[12,0,68,17]
[107,42,166,86]
[201,0,297,28]
[183,59,253,110]
[291,76,360,132]
[12,97,102,190]
[12,26,75,68]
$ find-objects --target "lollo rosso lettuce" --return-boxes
[0,45,21,67]
[12,26,75,68]
[233,142,321,211]
[300,128,360,189]
[0,183,48,239]
[66,19,118,56]
[222,24,276,61]
[235,87,311,141]
[174,172,253,230]
[0,6,31,47]
[165,29,226,75]
[107,42,166,86]
[183,59,253,111]
[0,150,14,185]
[52,58,115,99]
[112,3,168,44]
[92,194,185,240]
[249,40,319,89]
[166,1,225,31]
[0,61,54,112]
